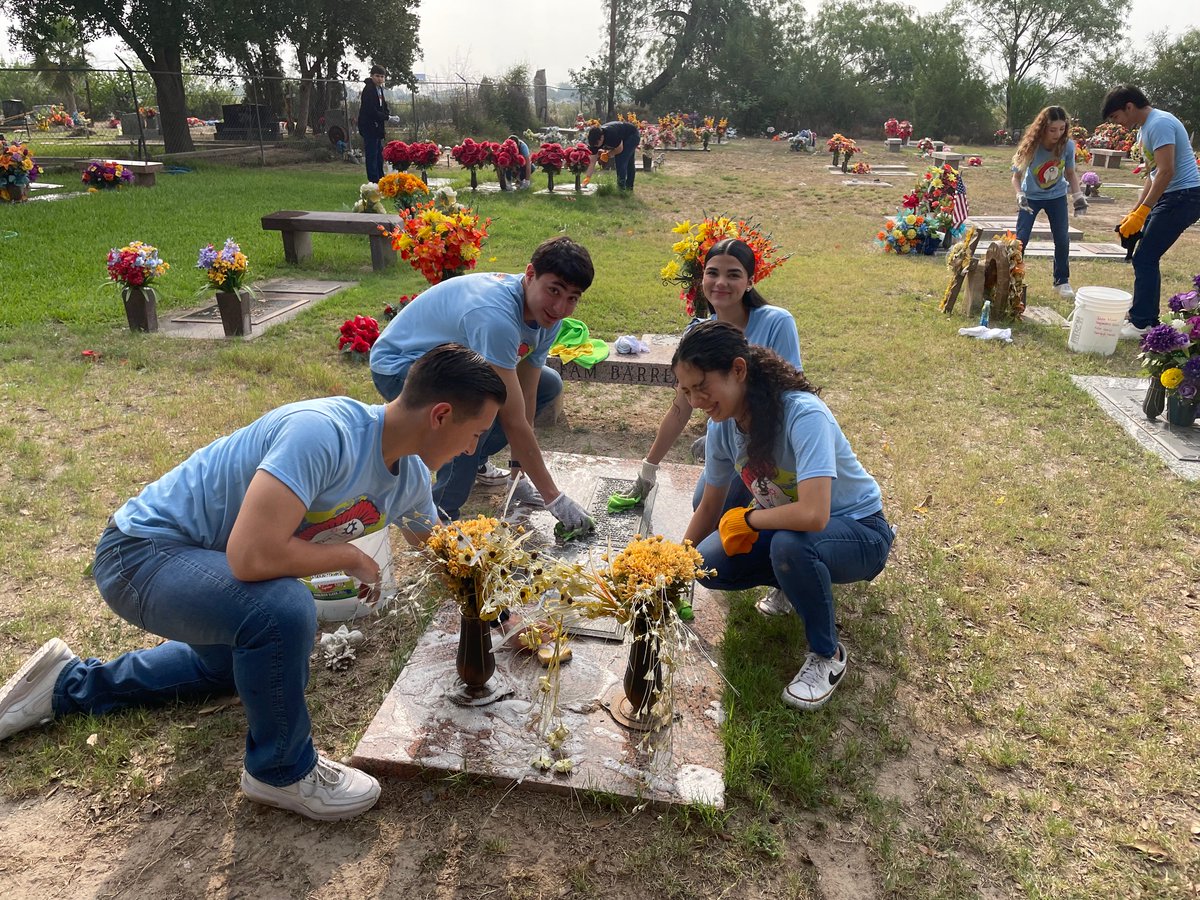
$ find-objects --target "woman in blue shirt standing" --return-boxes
[1010,106,1088,299]
[678,321,894,710]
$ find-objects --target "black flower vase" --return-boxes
[469,168,478,191]
[623,606,662,719]
[547,171,555,192]
[1143,378,1166,420]
[456,583,495,688]
[1165,393,1198,427]
[215,288,252,337]
[574,172,582,191]
[841,156,850,173]
[122,285,159,333]
[832,149,840,166]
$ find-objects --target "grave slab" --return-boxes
[28,181,63,191]
[1022,305,1069,327]
[1090,148,1125,169]
[967,216,1083,242]
[534,184,598,197]
[976,240,1126,259]
[351,453,728,808]
[27,191,88,203]
[1073,376,1200,479]
[842,179,893,187]
[160,278,356,340]
[828,165,911,174]
[548,333,679,387]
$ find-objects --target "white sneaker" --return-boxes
[755,588,794,617]
[0,638,75,741]
[241,756,381,821]
[1119,322,1151,341]
[781,644,847,710]
[476,460,510,487]
[510,477,545,508]
[1055,282,1074,299]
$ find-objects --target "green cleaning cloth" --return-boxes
[548,317,610,369]
[606,492,642,513]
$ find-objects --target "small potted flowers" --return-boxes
[0,137,40,203]
[1081,170,1102,198]
[352,182,387,214]
[107,241,169,332]
[1138,281,1200,425]
[377,171,429,211]
[81,159,135,191]
[337,315,381,363]
[196,238,252,336]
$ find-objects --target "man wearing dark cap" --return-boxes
[358,65,389,182]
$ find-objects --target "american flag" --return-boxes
[952,174,970,227]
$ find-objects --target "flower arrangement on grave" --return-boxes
[382,294,418,323]
[851,161,872,175]
[898,120,913,141]
[1138,281,1200,423]
[450,138,493,189]
[1087,123,1134,152]
[661,216,788,317]
[877,211,940,255]
[530,142,566,191]
[406,141,442,180]
[837,136,861,171]
[915,136,935,155]
[789,131,812,152]
[992,232,1026,320]
[352,182,388,214]
[337,315,381,363]
[1074,143,1093,166]
[196,238,249,291]
[877,163,963,256]
[377,171,429,212]
[1080,170,1102,197]
[564,142,593,188]
[994,128,1011,145]
[0,138,41,202]
[380,201,490,285]
[383,140,411,170]
[966,156,983,167]
[139,106,157,121]
[549,535,713,731]
[107,241,168,288]
[884,117,901,138]
[491,138,526,188]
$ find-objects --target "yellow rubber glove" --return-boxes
[718,506,759,556]
[1118,204,1151,238]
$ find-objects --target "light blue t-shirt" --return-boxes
[691,304,803,368]
[1015,140,1075,200]
[369,272,561,376]
[703,390,882,520]
[1139,108,1200,194]
[114,397,437,548]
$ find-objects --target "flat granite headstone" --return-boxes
[842,179,893,187]
[1022,305,1069,327]
[967,216,1083,242]
[534,184,598,197]
[1073,376,1200,480]
[351,452,728,808]
[547,333,679,387]
[976,241,1126,259]
[828,164,911,174]
[161,278,357,340]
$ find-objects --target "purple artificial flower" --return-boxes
[1081,171,1100,187]
[1189,315,1200,341]
[1168,290,1199,313]
[196,245,218,269]
[1140,323,1191,353]
[1184,356,1200,378]
[1194,272,1200,292]
[1178,379,1198,401]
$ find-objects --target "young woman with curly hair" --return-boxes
[677,321,893,710]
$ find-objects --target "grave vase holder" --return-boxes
[215,288,253,337]
[2,180,30,202]
[831,149,841,166]
[497,168,509,192]
[841,155,851,173]
[622,604,663,719]
[642,153,653,172]
[1165,393,1198,427]
[546,171,555,192]
[122,285,159,333]
[469,167,478,191]
[702,133,709,151]
[1142,377,1166,421]
[419,168,429,185]
[574,172,582,191]
[456,583,495,689]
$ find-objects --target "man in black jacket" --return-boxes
[358,65,389,182]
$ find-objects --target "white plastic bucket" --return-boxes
[304,529,398,623]
[1066,287,1133,355]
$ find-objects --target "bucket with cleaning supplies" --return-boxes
[301,529,396,622]
[1066,286,1133,355]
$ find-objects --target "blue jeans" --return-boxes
[1015,194,1070,286]
[614,138,639,191]
[692,475,751,513]
[362,133,384,182]
[1130,187,1200,328]
[58,525,320,786]
[696,511,894,657]
[372,365,563,519]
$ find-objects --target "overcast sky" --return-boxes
[3,1,1198,86]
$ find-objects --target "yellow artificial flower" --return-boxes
[1161,368,1185,389]
[661,260,680,280]
[905,215,916,225]
[907,229,917,239]
[672,220,693,234]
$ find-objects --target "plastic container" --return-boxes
[1066,286,1133,355]
[301,529,397,622]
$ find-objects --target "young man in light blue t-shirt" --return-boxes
[370,236,597,534]
[0,345,505,822]
[1103,85,1200,337]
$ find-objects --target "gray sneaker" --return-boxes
[241,756,381,821]
[755,588,794,617]
[0,638,75,742]
[476,460,510,486]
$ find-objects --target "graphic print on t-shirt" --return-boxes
[1034,157,1064,190]
[740,460,798,509]
[295,496,383,543]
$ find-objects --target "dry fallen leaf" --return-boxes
[1181,654,1193,669]
[1124,841,1171,863]
[86,733,99,747]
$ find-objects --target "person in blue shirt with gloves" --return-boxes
[678,321,894,710]
[1010,106,1087,300]
[1102,85,1200,339]
[0,344,506,821]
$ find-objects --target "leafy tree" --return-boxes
[478,65,537,134]
[16,16,87,116]
[951,0,1129,131]
[1142,28,1200,135]
[1057,54,1146,131]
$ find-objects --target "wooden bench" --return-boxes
[1090,148,1125,169]
[71,158,163,187]
[261,211,399,272]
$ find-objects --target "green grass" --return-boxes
[1,141,1199,897]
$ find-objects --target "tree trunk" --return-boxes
[294,76,315,139]
[633,4,701,107]
[150,46,193,154]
